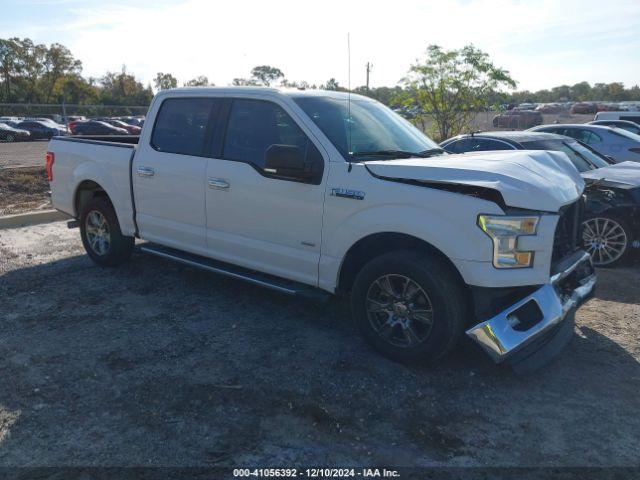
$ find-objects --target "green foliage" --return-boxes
[154,72,178,91]
[402,44,517,140]
[322,78,343,91]
[100,67,153,106]
[184,76,212,87]
[250,65,284,86]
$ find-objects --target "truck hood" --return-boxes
[582,161,640,187]
[364,150,584,212]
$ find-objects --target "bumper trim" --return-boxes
[466,252,595,363]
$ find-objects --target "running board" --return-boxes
[138,243,330,301]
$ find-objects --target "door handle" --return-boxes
[208,178,230,190]
[137,166,155,177]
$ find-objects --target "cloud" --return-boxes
[4,0,640,90]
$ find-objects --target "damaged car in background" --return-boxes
[441,131,640,266]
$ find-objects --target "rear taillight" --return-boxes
[629,148,640,155]
[45,151,54,181]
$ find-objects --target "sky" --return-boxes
[1,0,639,92]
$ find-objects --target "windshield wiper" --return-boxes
[419,148,447,157]
[350,148,446,160]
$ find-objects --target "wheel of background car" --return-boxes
[79,197,134,267]
[351,249,466,364]
[5,133,15,142]
[582,216,631,267]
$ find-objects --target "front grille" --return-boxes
[551,197,584,269]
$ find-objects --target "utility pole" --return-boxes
[365,62,372,90]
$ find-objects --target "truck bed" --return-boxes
[48,135,138,236]
[60,135,140,145]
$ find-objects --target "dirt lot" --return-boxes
[0,167,51,215]
[0,221,638,472]
[0,141,48,168]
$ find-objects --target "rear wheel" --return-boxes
[582,216,631,267]
[5,133,15,142]
[351,250,467,364]
[80,197,134,267]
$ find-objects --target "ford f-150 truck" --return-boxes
[47,87,596,372]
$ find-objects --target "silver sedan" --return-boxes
[528,124,640,163]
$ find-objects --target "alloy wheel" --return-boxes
[582,217,627,266]
[365,274,434,348]
[85,210,111,256]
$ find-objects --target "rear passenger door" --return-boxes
[204,97,326,286]
[133,97,220,253]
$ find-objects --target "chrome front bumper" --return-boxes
[466,251,596,363]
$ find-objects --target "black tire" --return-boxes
[5,133,15,142]
[351,249,468,364]
[582,215,633,268]
[79,196,134,267]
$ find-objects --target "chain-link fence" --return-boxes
[0,103,148,125]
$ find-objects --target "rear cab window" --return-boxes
[151,97,218,156]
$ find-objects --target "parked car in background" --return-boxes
[515,103,537,111]
[571,102,598,114]
[95,118,142,135]
[529,124,640,163]
[73,121,129,135]
[594,111,640,125]
[492,110,543,129]
[117,116,145,127]
[441,131,640,266]
[16,120,67,139]
[0,122,31,142]
[536,103,562,114]
[589,120,640,135]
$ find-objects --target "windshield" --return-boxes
[520,139,610,172]
[293,96,440,161]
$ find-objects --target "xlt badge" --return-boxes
[331,188,365,200]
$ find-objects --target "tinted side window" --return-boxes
[223,99,314,170]
[476,139,514,151]
[151,98,216,156]
[571,129,601,144]
[445,138,475,153]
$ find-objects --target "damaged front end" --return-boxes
[466,196,595,373]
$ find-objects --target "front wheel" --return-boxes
[582,216,632,267]
[80,197,134,267]
[351,250,467,364]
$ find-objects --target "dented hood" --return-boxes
[582,161,640,187]
[365,150,585,212]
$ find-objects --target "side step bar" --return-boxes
[138,243,330,301]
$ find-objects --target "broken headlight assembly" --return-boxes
[478,215,539,268]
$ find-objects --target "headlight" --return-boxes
[478,215,539,268]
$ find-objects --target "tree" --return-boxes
[322,78,343,91]
[232,77,259,86]
[250,65,284,86]
[184,75,212,87]
[402,44,517,140]
[41,43,82,103]
[154,72,177,91]
[100,66,153,105]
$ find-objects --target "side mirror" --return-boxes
[264,144,307,177]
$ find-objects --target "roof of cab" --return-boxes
[155,86,372,101]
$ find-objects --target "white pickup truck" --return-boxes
[48,87,596,372]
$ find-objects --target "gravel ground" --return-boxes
[0,221,639,470]
[0,167,51,215]
[0,141,48,168]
